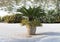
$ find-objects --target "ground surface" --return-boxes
[0,23,60,42]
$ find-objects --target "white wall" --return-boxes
[0,23,60,38]
[0,23,27,38]
[36,23,60,33]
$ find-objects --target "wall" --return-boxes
[0,23,60,38]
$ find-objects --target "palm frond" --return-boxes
[17,6,46,20]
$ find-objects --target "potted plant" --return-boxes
[17,6,46,35]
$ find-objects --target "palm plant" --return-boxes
[17,6,46,35]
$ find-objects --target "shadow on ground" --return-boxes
[36,32,60,36]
